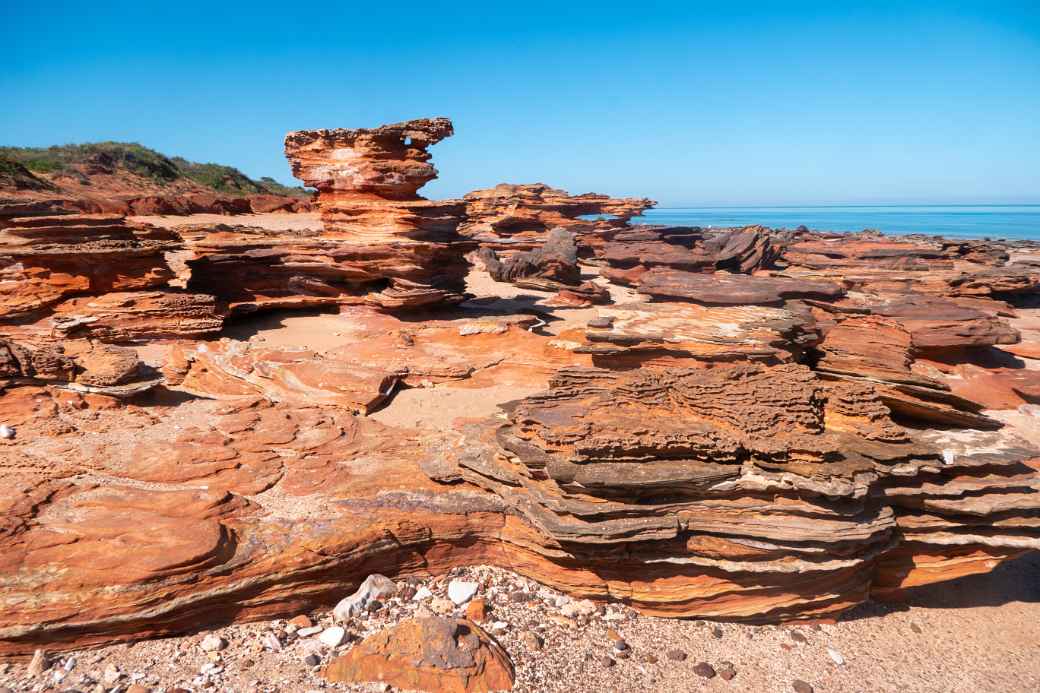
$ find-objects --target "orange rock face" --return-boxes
[323,617,514,693]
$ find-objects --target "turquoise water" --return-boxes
[624,205,1040,241]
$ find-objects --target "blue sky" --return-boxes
[3,1,1038,206]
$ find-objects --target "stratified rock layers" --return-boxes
[273,117,470,309]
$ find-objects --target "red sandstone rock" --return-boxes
[636,268,845,305]
[283,118,471,309]
[323,617,514,692]
[460,182,654,252]
[0,214,178,319]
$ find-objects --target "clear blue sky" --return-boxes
[3,1,1038,206]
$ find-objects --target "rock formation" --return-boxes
[0,122,1038,661]
[461,182,655,252]
[281,117,470,309]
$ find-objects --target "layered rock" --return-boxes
[0,214,178,319]
[423,363,1040,619]
[460,182,654,252]
[0,338,159,397]
[635,268,845,306]
[280,117,470,309]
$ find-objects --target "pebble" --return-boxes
[642,653,659,664]
[304,654,321,667]
[200,634,227,652]
[448,579,480,605]
[102,663,122,685]
[666,649,687,661]
[910,621,923,634]
[0,424,15,440]
[827,647,846,665]
[465,598,489,622]
[333,573,397,621]
[693,662,717,679]
[792,680,814,693]
[613,639,629,652]
[599,655,616,668]
[289,615,314,629]
[522,631,544,651]
[262,632,284,652]
[560,599,597,618]
[27,649,49,677]
[413,586,434,601]
[711,625,724,638]
[790,630,807,643]
[318,626,347,647]
[298,625,323,637]
[431,597,455,615]
[718,661,737,681]
[510,591,534,603]
[126,685,149,693]
[490,621,509,633]
[548,615,576,628]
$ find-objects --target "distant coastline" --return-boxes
[626,205,1040,240]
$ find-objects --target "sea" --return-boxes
[622,205,1040,241]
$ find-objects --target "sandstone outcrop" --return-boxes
[461,182,654,252]
[0,126,1038,661]
[323,617,514,692]
[0,214,178,319]
[282,117,470,309]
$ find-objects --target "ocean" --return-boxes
[625,205,1040,241]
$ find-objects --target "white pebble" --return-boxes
[318,626,347,647]
[297,625,323,637]
[827,647,845,665]
[0,424,14,440]
[448,580,479,606]
[413,586,433,601]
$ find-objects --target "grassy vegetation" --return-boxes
[0,142,311,197]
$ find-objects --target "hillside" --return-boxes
[0,142,310,198]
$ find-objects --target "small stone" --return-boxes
[465,598,489,622]
[304,654,321,667]
[126,685,150,693]
[560,599,597,618]
[289,615,314,629]
[27,649,49,677]
[367,599,384,613]
[522,631,544,651]
[200,634,227,652]
[613,639,629,652]
[827,647,845,665]
[509,591,533,603]
[600,656,616,668]
[793,680,814,693]
[333,573,397,621]
[615,649,631,660]
[262,632,283,652]
[298,625,322,637]
[711,625,724,639]
[447,579,479,605]
[718,661,737,681]
[398,585,417,601]
[0,424,15,440]
[605,628,622,642]
[666,649,687,661]
[318,626,347,647]
[790,630,807,644]
[642,654,659,664]
[413,586,433,601]
[102,663,122,685]
[490,621,509,633]
[910,621,923,634]
[548,615,576,627]
[430,597,455,615]
[693,662,717,679]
